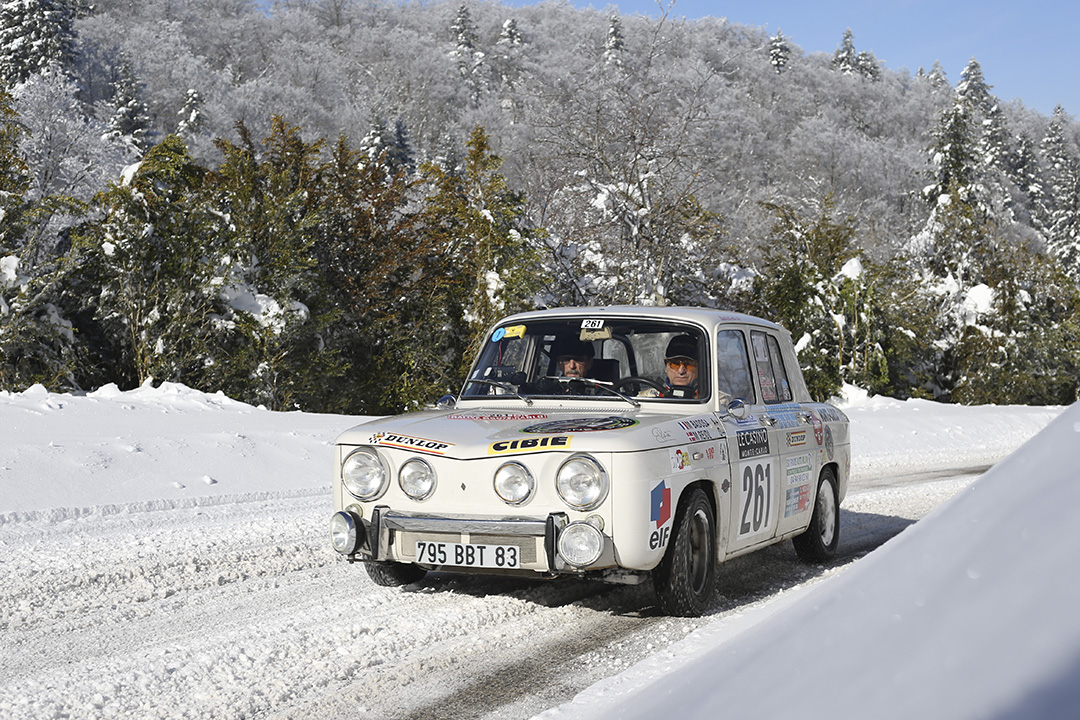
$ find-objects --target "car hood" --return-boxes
[335,406,727,459]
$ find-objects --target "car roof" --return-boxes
[497,306,785,332]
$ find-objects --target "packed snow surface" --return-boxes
[0,381,1071,719]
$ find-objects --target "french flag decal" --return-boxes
[651,480,671,528]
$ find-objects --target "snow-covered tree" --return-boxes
[75,134,226,388]
[0,0,76,89]
[174,88,202,138]
[105,57,154,157]
[956,58,993,115]
[855,50,880,80]
[768,30,790,75]
[420,126,542,365]
[831,28,857,75]
[449,2,484,106]
[603,14,625,69]
[1040,106,1080,278]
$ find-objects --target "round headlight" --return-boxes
[494,462,534,505]
[341,448,388,500]
[558,521,604,567]
[556,455,608,510]
[330,511,361,554]
[399,458,436,501]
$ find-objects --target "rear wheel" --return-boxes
[365,561,426,587]
[653,488,717,617]
[793,468,840,562]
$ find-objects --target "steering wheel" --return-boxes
[613,376,666,395]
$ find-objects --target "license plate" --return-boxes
[415,540,521,569]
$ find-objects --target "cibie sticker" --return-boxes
[369,432,454,455]
[488,436,571,455]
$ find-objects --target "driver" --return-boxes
[554,338,594,378]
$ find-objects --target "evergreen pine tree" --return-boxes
[106,58,154,156]
[831,28,857,75]
[768,30,789,75]
[419,126,542,368]
[1040,106,1080,278]
[449,2,484,106]
[175,88,203,138]
[74,135,224,388]
[856,50,880,80]
[956,57,993,115]
[0,0,76,89]
[604,14,625,69]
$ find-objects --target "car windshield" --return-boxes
[462,317,710,402]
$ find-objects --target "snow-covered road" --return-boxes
[1,472,981,719]
[0,383,1062,719]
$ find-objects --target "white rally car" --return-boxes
[330,306,851,616]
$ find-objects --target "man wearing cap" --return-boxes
[640,334,700,398]
[661,334,699,398]
[553,338,594,378]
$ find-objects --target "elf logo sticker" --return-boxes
[649,480,672,550]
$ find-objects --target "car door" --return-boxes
[750,330,820,538]
[716,327,781,556]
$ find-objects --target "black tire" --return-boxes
[793,467,840,562]
[365,561,426,587]
[653,487,717,617]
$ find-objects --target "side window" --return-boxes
[766,335,793,402]
[716,330,755,402]
[750,330,792,404]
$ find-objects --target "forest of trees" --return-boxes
[1,0,1078,413]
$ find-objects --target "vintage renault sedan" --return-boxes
[330,307,851,616]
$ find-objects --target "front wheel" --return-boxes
[793,468,840,562]
[365,561,426,587]
[653,488,717,617]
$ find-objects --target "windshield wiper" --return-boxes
[544,377,640,408]
[462,378,534,406]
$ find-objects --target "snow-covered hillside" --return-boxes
[0,382,1070,719]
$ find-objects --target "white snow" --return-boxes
[0,381,1071,719]
[543,391,1080,720]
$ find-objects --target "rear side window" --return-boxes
[750,330,793,404]
[716,330,755,402]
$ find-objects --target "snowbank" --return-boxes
[540,401,1080,720]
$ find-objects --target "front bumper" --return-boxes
[331,506,615,575]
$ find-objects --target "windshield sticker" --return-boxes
[521,417,637,433]
[369,432,454,455]
[580,319,605,329]
[447,412,550,421]
[488,436,571,454]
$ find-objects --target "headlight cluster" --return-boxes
[341,447,608,513]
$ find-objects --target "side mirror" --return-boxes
[725,398,749,420]
[436,394,457,409]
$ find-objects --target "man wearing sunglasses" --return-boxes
[662,334,699,398]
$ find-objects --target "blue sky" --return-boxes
[518,0,1076,118]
